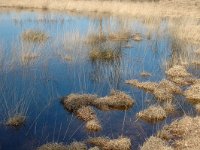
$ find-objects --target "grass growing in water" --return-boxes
[22,30,48,43]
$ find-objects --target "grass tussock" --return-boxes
[88,136,131,150]
[61,94,97,112]
[89,49,120,61]
[88,146,100,150]
[132,33,143,42]
[6,115,26,127]
[37,143,68,150]
[140,136,173,150]
[67,142,87,150]
[163,102,176,114]
[22,30,48,43]
[85,119,102,132]
[136,105,167,123]
[184,83,200,104]
[126,79,182,101]
[93,90,134,111]
[108,32,132,41]
[195,104,200,113]
[86,34,107,44]
[125,80,158,92]
[76,106,97,121]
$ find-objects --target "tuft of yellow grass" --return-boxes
[22,30,48,43]
[132,33,143,42]
[67,141,87,150]
[76,106,97,121]
[6,115,26,127]
[140,71,152,77]
[166,65,191,78]
[140,136,173,150]
[88,136,131,150]
[136,105,167,123]
[37,143,68,150]
[93,90,134,111]
[184,83,200,104]
[85,119,102,132]
[61,94,97,112]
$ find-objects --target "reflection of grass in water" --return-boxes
[22,30,48,43]
[89,49,121,61]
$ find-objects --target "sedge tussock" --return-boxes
[168,76,196,86]
[163,102,176,114]
[67,142,87,150]
[140,136,173,150]
[93,90,134,111]
[88,136,131,150]
[85,119,102,132]
[6,115,26,127]
[125,80,158,92]
[195,104,200,113]
[22,30,48,43]
[166,65,191,78]
[61,94,97,112]
[108,32,132,41]
[194,48,200,55]
[76,106,97,122]
[88,146,100,150]
[37,143,68,150]
[136,105,167,123]
[184,83,200,104]
[86,34,107,44]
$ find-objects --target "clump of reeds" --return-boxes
[85,119,102,132]
[166,65,193,86]
[108,31,132,41]
[37,143,68,150]
[153,79,182,101]
[136,105,167,123]
[67,141,87,150]
[76,106,96,121]
[163,102,176,114]
[140,136,173,150]
[88,136,131,150]
[22,30,48,43]
[89,49,120,61]
[140,71,152,77]
[125,80,158,92]
[61,94,97,112]
[93,90,134,111]
[86,34,107,44]
[195,104,200,113]
[157,116,194,140]
[6,115,26,127]
[88,146,100,150]
[132,33,143,42]
[184,83,200,104]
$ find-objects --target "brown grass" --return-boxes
[184,83,200,104]
[166,65,191,78]
[163,102,176,114]
[140,136,173,150]
[37,143,68,150]
[93,90,134,111]
[131,33,143,42]
[136,105,167,123]
[76,106,97,121]
[168,76,196,86]
[88,136,131,150]
[107,31,132,41]
[195,104,200,113]
[6,115,26,127]
[67,142,87,150]
[61,94,97,112]
[85,119,102,132]
[22,30,48,42]
[21,51,39,65]
[140,71,152,77]
[88,146,100,150]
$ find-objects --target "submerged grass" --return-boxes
[22,30,48,43]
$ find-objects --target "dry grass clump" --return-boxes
[140,136,173,150]
[76,106,96,121]
[108,32,132,41]
[67,142,87,150]
[166,65,191,78]
[93,90,134,111]
[140,71,152,77]
[89,49,120,61]
[136,105,167,123]
[88,136,131,150]
[88,146,100,150]
[168,76,196,86]
[22,30,48,42]
[6,115,26,127]
[194,48,200,55]
[184,83,200,104]
[37,143,68,150]
[85,119,102,132]
[157,116,194,140]
[61,94,97,112]
[195,104,200,113]
[132,33,143,42]
[125,80,158,92]
[163,102,176,114]
[86,34,107,44]
[153,80,182,101]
